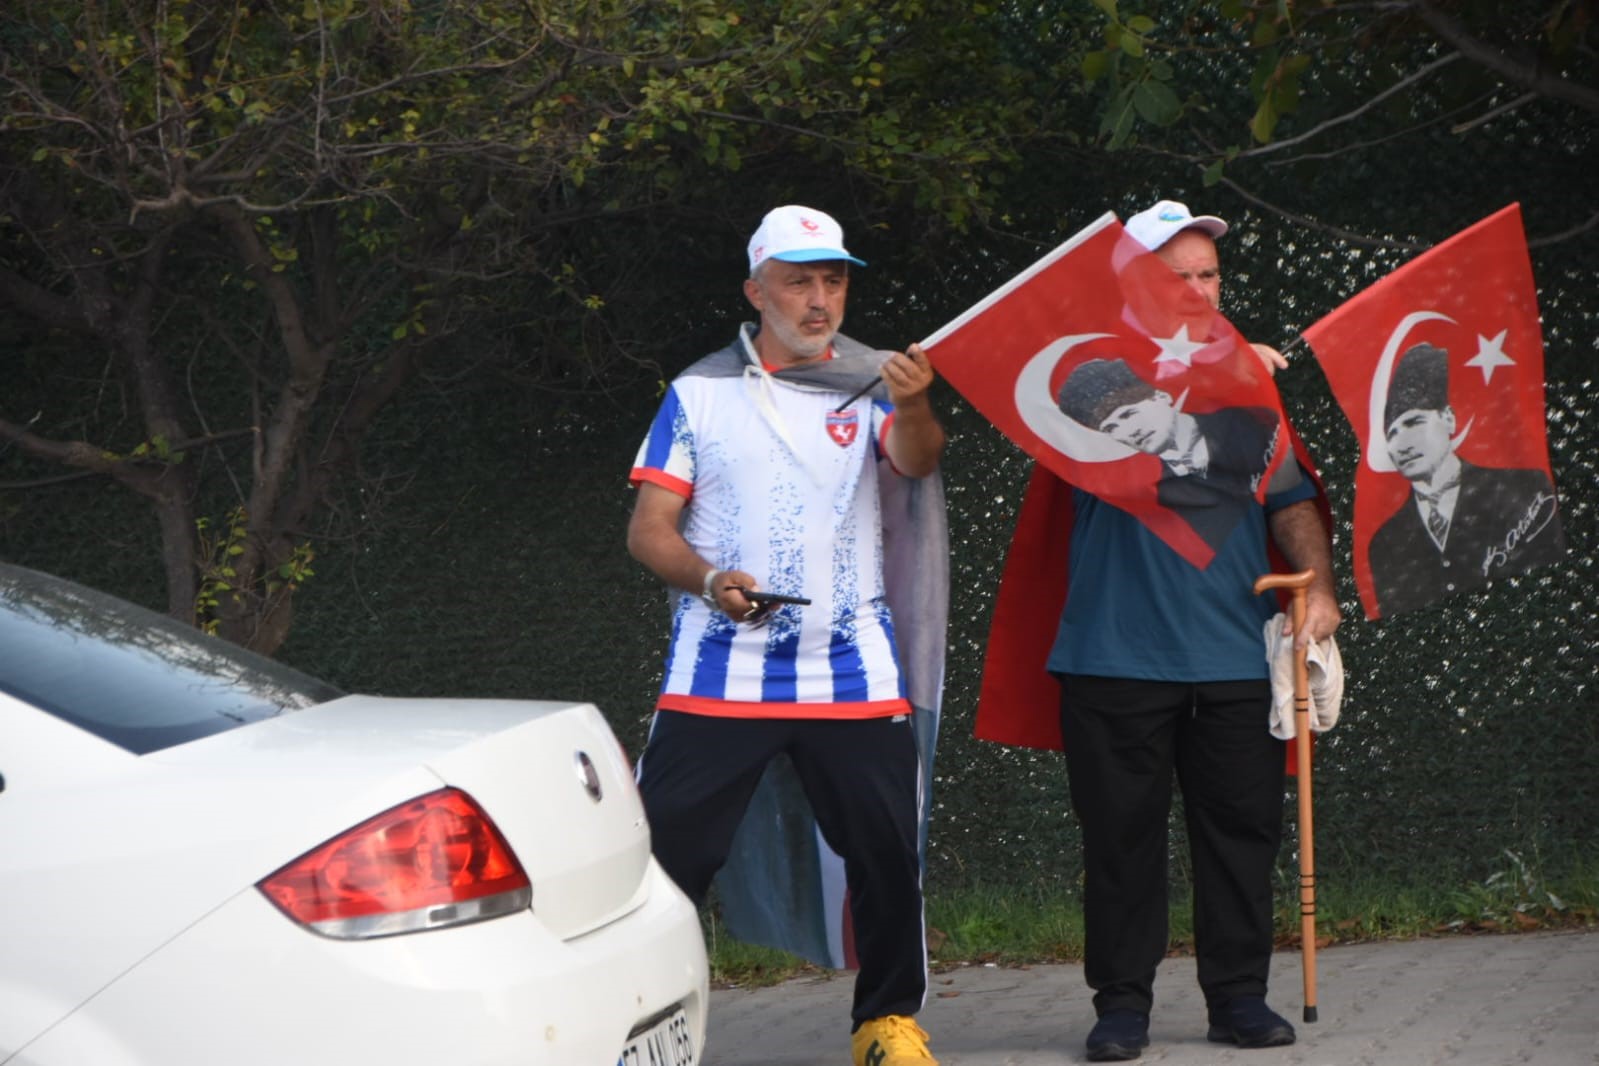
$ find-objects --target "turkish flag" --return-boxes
[922,211,1290,569]
[1303,203,1566,619]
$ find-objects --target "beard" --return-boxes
[767,310,843,360]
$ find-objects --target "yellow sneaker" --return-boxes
[852,1015,939,1066]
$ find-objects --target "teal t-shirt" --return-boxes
[1046,469,1317,682]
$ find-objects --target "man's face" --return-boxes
[1385,406,1456,481]
[1155,230,1222,309]
[1098,393,1178,454]
[743,259,848,362]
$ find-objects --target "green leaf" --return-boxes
[1081,49,1109,82]
[1249,95,1279,143]
[1203,159,1225,187]
[1132,80,1181,126]
[1102,87,1138,148]
[1127,15,1156,33]
[1119,32,1145,58]
[1250,47,1280,102]
[1091,0,1118,15]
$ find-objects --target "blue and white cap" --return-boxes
[747,205,866,274]
[1124,199,1229,251]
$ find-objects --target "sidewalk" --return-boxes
[701,929,1599,1064]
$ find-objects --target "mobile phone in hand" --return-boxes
[739,588,812,607]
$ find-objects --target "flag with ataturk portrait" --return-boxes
[921,211,1291,571]
[1303,203,1566,620]
[928,211,1330,770]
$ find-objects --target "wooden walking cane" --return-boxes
[1253,568,1319,1024]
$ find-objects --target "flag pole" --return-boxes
[1253,568,1319,1023]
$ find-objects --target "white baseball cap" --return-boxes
[1124,199,1229,251]
[746,205,866,274]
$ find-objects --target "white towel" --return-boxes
[1262,613,1344,740]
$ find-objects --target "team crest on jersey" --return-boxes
[825,409,859,447]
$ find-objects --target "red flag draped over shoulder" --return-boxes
[1303,203,1566,620]
[922,212,1291,572]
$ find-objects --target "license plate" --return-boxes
[618,1006,696,1066]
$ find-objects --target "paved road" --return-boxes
[702,929,1599,1064]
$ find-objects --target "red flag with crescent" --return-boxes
[1303,203,1566,619]
[921,212,1290,570]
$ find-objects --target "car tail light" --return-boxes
[257,787,532,939]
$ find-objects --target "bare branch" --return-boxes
[1236,52,1463,159]
[1527,210,1599,248]
[0,263,92,333]
[1260,90,1493,165]
[1415,0,1599,114]
[1450,92,1539,134]
[1222,174,1598,251]
[1218,175,1429,251]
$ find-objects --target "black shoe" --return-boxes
[1206,995,1296,1048]
[1085,1009,1150,1061]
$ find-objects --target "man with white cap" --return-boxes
[1124,199,1289,375]
[627,205,947,1065]
[1012,199,1339,1060]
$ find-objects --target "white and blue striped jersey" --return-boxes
[630,361,910,719]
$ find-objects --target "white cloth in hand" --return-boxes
[1262,613,1344,740]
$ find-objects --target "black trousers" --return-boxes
[636,710,927,1023]
[1057,675,1285,1016]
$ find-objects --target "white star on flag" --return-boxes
[1464,328,1516,384]
[1150,324,1207,368]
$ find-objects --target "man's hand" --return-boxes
[881,342,945,478]
[1251,342,1289,377]
[1291,587,1342,649]
[704,568,761,618]
[881,343,936,405]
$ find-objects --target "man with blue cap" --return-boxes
[627,205,949,1066]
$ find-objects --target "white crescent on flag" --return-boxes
[1013,333,1136,463]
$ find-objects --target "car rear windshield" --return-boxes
[0,564,344,755]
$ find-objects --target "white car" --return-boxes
[0,562,707,1066]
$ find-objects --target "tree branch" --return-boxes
[0,263,92,333]
[1415,0,1599,115]
[1218,175,1428,251]
[1527,210,1599,248]
[1450,91,1538,134]
[1236,52,1463,159]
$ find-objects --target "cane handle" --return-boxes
[1252,569,1315,596]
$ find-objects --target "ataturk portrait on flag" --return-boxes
[1054,355,1283,553]
[922,211,1291,570]
[1304,204,1566,619]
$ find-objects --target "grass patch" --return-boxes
[704,854,1599,987]
[700,910,822,990]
